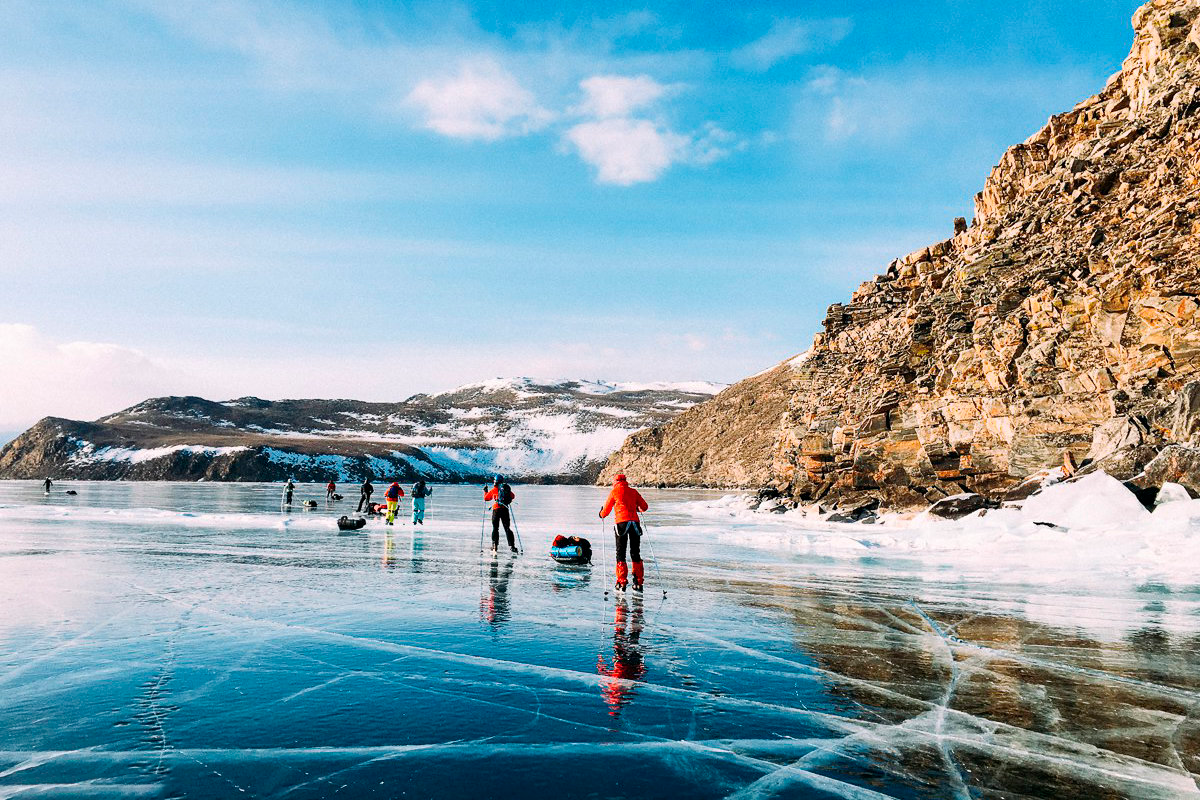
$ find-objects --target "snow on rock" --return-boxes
[1018,471,1150,529]
[689,470,1200,592]
[70,441,250,465]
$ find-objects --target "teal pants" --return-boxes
[412,497,426,523]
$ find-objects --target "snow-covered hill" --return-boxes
[0,378,724,483]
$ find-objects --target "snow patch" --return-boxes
[69,441,249,465]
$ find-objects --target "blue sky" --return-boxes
[0,0,1141,428]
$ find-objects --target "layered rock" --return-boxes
[606,0,1200,507]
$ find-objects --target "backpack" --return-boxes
[499,483,514,505]
[413,481,427,498]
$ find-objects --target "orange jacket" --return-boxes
[600,479,647,524]
[484,486,513,510]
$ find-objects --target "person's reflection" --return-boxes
[597,596,646,716]
[409,529,425,574]
[480,556,515,629]
[381,531,396,569]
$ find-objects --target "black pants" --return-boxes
[356,493,371,512]
[491,506,515,548]
[615,521,642,562]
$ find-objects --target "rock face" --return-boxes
[605,0,1200,507]
[0,379,722,483]
[601,364,796,487]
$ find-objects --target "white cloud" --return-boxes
[407,60,553,141]
[731,17,852,72]
[564,73,738,185]
[0,324,183,429]
[576,74,668,118]
[564,118,687,186]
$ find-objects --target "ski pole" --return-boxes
[479,501,488,554]
[507,503,524,553]
[600,512,610,600]
[642,516,667,598]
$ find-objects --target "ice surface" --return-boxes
[0,480,1197,798]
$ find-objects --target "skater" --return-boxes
[326,480,336,500]
[484,476,517,553]
[356,478,374,512]
[43,477,53,493]
[599,473,648,592]
[283,478,296,507]
[411,479,432,525]
[384,480,404,526]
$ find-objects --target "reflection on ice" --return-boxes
[0,481,1197,798]
[597,599,646,717]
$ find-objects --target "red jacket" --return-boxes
[600,479,647,524]
[385,483,404,501]
[484,486,513,510]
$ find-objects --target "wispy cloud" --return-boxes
[0,324,182,429]
[731,17,852,72]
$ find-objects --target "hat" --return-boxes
[614,473,627,482]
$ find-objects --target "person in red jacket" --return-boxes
[325,480,336,500]
[484,477,517,553]
[384,481,405,526]
[599,473,648,592]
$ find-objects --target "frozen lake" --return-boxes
[1,481,1198,799]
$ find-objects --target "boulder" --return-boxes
[826,498,880,523]
[928,492,998,519]
[1132,444,1200,497]
[1165,380,1200,444]
[1085,416,1148,463]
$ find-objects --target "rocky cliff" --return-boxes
[0,379,721,483]
[606,0,1200,507]
[599,363,797,487]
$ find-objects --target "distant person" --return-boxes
[356,478,374,512]
[411,479,431,525]
[600,473,648,592]
[43,477,52,494]
[384,480,404,526]
[283,479,296,507]
[326,480,336,500]
[484,476,517,554]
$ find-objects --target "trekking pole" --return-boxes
[479,502,487,554]
[507,503,524,553]
[600,512,610,601]
[642,515,667,598]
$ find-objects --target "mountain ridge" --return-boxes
[0,378,723,483]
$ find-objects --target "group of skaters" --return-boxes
[347,478,432,525]
[283,472,654,594]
